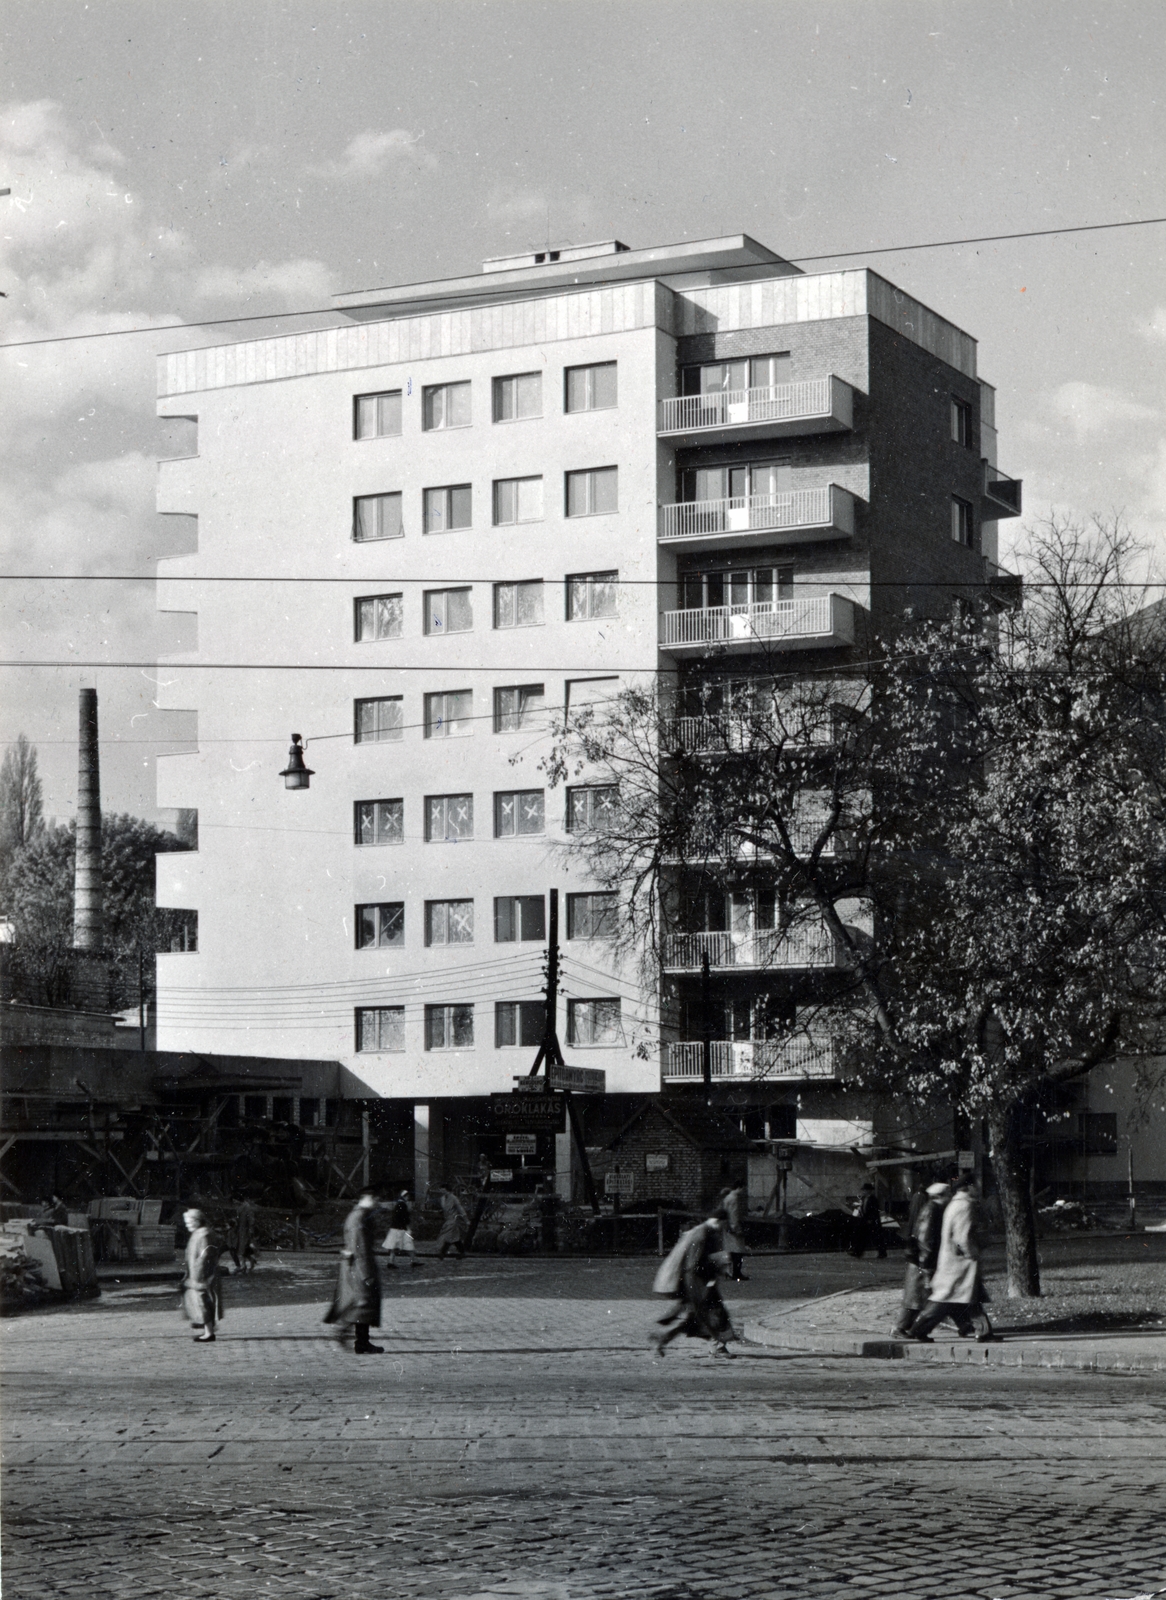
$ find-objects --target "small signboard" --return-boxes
[957,1149,976,1171]
[490,1093,565,1133]
[548,1062,606,1094]
[775,1144,796,1172]
[605,1170,636,1198]
[645,1152,670,1172]
[489,1169,514,1184]
[505,1133,538,1156]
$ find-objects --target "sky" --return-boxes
[1,0,1164,827]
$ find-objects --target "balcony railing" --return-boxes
[663,1035,837,1082]
[658,485,855,547]
[665,714,835,753]
[982,466,1023,519]
[659,594,854,654]
[658,377,853,440]
[662,925,837,972]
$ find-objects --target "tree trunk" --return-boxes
[987,1102,1041,1297]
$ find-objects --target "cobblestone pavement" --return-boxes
[4,1256,1166,1600]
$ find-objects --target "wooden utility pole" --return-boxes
[701,950,713,1102]
[527,888,599,1212]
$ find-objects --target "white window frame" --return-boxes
[564,362,618,413]
[951,397,973,447]
[424,690,473,739]
[425,793,474,843]
[355,902,405,950]
[566,785,618,834]
[354,799,404,846]
[425,899,475,947]
[567,571,618,620]
[567,892,618,941]
[493,372,542,423]
[424,587,473,636]
[425,1003,475,1051]
[494,895,546,943]
[354,390,403,440]
[493,684,546,732]
[353,492,404,543]
[423,484,473,534]
[493,581,544,629]
[567,997,622,1046]
[495,1000,546,1047]
[355,593,404,642]
[494,790,546,839]
[422,381,471,431]
[355,696,404,744]
[565,466,618,518]
[356,1006,405,1052]
[493,476,545,527]
[952,495,974,547]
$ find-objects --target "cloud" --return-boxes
[1143,308,1166,342]
[487,185,551,228]
[191,258,335,308]
[310,128,436,180]
[1047,381,1159,441]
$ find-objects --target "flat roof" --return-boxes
[333,234,801,320]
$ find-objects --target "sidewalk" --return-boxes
[745,1286,1166,1371]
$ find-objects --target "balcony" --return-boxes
[658,377,854,445]
[660,594,854,656]
[985,559,1022,610]
[982,464,1023,520]
[663,1035,837,1082]
[662,925,838,973]
[658,485,856,553]
[665,712,835,753]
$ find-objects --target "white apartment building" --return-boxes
[154,233,1020,1192]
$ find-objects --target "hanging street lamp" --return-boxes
[279,733,315,790]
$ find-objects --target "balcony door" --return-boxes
[681,354,791,398]
[680,565,793,611]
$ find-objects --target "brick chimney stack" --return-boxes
[73,688,103,951]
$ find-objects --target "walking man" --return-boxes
[382,1188,415,1269]
[434,1186,469,1259]
[181,1208,224,1343]
[910,1177,1000,1343]
[893,1181,949,1338]
[651,1208,738,1357]
[324,1189,384,1353]
[849,1182,887,1258]
[234,1196,258,1273]
[721,1182,749,1281]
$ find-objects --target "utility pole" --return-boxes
[701,951,713,1103]
[527,888,599,1212]
[138,946,147,1053]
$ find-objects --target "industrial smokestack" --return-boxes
[73,688,103,950]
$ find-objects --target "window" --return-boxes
[424,690,473,738]
[495,1000,546,1047]
[354,799,404,846]
[951,397,973,447]
[422,381,471,431]
[494,895,546,942]
[426,793,474,842]
[565,678,618,720]
[680,566,793,609]
[567,997,621,1046]
[424,588,473,635]
[493,372,542,422]
[495,790,545,838]
[565,362,617,412]
[567,785,618,833]
[567,571,618,619]
[354,492,404,543]
[494,580,544,629]
[681,354,790,395]
[354,390,402,439]
[425,900,474,946]
[493,476,544,526]
[356,1006,405,1052]
[952,496,974,547]
[425,1003,474,1050]
[567,892,617,940]
[565,467,618,517]
[355,593,403,641]
[423,484,472,533]
[494,684,546,732]
[355,902,405,949]
[680,460,791,503]
[355,696,403,743]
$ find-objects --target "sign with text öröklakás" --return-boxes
[490,1093,566,1132]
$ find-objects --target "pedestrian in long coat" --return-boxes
[652,1210,737,1356]
[435,1187,469,1258]
[910,1179,999,1343]
[181,1209,224,1343]
[234,1197,258,1273]
[323,1192,384,1353]
[720,1183,749,1281]
[893,1181,949,1337]
[848,1183,887,1258]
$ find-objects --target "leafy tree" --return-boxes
[0,734,44,889]
[546,516,1166,1297]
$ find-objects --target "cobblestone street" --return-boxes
[4,1255,1165,1600]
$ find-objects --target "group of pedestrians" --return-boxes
[893,1175,999,1343]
